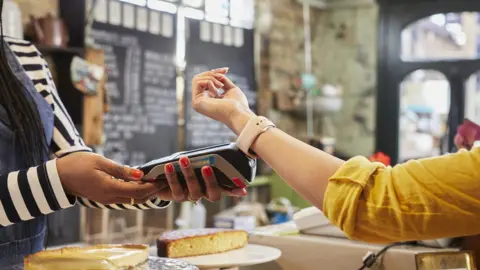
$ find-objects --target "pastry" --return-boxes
[24,244,149,270]
[157,228,248,258]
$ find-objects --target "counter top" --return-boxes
[247,228,455,270]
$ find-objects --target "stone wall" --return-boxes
[311,6,378,156]
[257,0,378,156]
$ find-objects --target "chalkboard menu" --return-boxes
[90,1,178,165]
[184,19,256,149]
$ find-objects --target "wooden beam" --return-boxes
[82,48,105,146]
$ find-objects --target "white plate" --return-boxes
[176,244,281,269]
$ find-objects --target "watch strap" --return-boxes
[236,116,275,158]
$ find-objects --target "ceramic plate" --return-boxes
[175,244,281,269]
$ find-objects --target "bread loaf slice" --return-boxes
[157,228,248,258]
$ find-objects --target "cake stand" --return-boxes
[152,244,282,270]
[10,257,199,270]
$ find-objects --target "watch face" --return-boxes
[415,251,476,270]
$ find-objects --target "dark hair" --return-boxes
[0,0,48,167]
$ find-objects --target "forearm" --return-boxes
[0,160,76,227]
[229,110,344,209]
[325,149,480,243]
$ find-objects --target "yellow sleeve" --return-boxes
[323,147,480,243]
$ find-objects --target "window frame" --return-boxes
[376,0,480,164]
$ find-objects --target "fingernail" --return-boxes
[232,177,246,188]
[215,67,229,72]
[233,189,247,196]
[203,167,213,177]
[165,163,174,174]
[180,157,189,168]
[130,169,143,179]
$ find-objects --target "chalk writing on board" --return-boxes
[183,19,255,150]
[90,26,177,165]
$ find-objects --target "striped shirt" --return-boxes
[0,38,170,227]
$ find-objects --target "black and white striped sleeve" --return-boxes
[77,197,171,210]
[0,38,171,226]
[34,46,171,210]
[0,160,76,227]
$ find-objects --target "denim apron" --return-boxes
[0,41,54,268]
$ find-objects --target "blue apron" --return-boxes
[0,41,54,268]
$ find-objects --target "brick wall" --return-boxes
[257,0,378,156]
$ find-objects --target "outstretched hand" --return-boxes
[156,156,247,202]
[57,152,167,205]
[191,67,252,129]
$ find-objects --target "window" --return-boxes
[401,12,480,61]
[182,0,203,8]
[399,70,450,161]
[465,71,480,123]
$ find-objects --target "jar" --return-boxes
[2,0,23,39]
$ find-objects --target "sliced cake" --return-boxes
[24,244,149,270]
[157,228,248,258]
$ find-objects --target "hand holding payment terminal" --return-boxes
[138,143,257,191]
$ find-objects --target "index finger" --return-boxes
[192,67,229,82]
[211,67,229,74]
[215,73,236,90]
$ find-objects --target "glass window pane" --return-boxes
[465,71,480,124]
[230,0,254,28]
[401,12,480,61]
[399,70,450,162]
[205,0,229,17]
[182,0,203,8]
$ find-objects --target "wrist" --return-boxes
[48,159,76,208]
[227,107,256,135]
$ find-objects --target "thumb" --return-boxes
[97,157,144,181]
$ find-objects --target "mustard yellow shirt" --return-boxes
[323,147,480,244]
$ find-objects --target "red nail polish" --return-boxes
[165,164,174,174]
[130,169,143,179]
[233,189,247,196]
[180,157,189,168]
[203,167,213,177]
[232,178,246,188]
